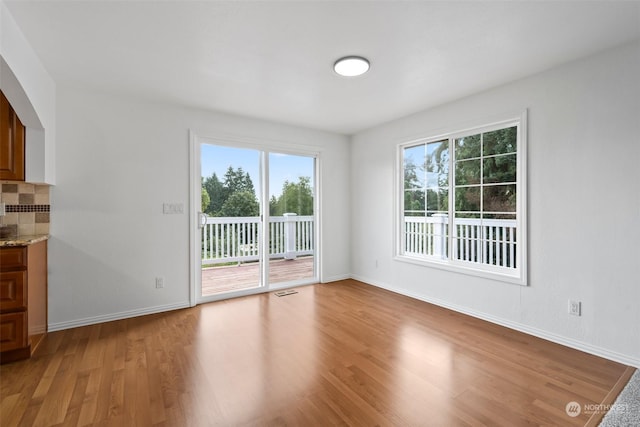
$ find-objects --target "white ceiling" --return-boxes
[4,1,640,135]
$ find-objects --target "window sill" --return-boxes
[394,254,527,286]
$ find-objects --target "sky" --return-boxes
[201,144,315,199]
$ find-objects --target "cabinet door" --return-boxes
[0,91,25,181]
[0,271,27,312]
[0,312,28,352]
[0,247,28,270]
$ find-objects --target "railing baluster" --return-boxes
[489,227,495,265]
[501,227,507,267]
[464,225,469,261]
[215,223,219,259]
[207,223,211,259]
[305,220,309,251]
[203,225,208,260]
[494,226,500,266]
[210,223,213,260]
[482,224,487,265]
[460,225,467,261]
[413,221,418,254]
[509,227,515,268]
[470,223,476,262]
[270,222,274,255]
[476,223,481,263]
[299,221,303,251]
[410,222,414,253]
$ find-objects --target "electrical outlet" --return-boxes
[155,277,164,289]
[568,300,581,316]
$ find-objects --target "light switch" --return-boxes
[163,203,184,214]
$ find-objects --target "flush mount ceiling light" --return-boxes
[333,56,370,77]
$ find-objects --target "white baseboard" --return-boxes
[321,273,351,283]
[351,274,640,369]
[48,301,191,332]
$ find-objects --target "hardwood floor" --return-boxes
[0,280,634,426]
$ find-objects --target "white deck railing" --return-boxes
[202,214,314,266]
[203,214,516,269]
[404,215,518,268]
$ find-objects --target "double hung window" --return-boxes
[398,115,526,285]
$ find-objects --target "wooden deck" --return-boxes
[201,256,314,295]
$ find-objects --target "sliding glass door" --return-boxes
[193,138,318,303]
[200,145,262,296]
[267,153,316,287]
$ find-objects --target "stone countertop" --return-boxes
[0,234,49,247]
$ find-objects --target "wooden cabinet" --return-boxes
[0,240,47,363]
[0,90,25,181]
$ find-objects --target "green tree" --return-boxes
[403,158,425,215]
[201,186,210,212]
[269,195,279,216]
[220,191,259,217]
[404,159,421,189]
[223,166,255,196]
[203,172,225,215]
[270,177,314,216]
[454,127,517,214]
[203,167,259,217]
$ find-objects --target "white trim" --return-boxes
[350,274,640,369]
[196,280,318,305]
[518,111,528,286]
[313,151,322,283]
[188,130,200,307]
[321,273,351,283]
[394,254,525,286]
[48,301,191,332]
[261,150,268,289]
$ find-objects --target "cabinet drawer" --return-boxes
[0,271,26,312]
[0,311,27,352]
[0,247,27,270]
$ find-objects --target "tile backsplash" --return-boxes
[0,182,50,237]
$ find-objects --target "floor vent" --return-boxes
[274,289,298,297]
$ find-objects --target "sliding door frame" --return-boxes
[189,130,321,306]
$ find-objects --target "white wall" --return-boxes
[0,1,55,184]
[49,85,350,330]
[350,41,640,366]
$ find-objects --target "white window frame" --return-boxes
[395,112,527,286]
